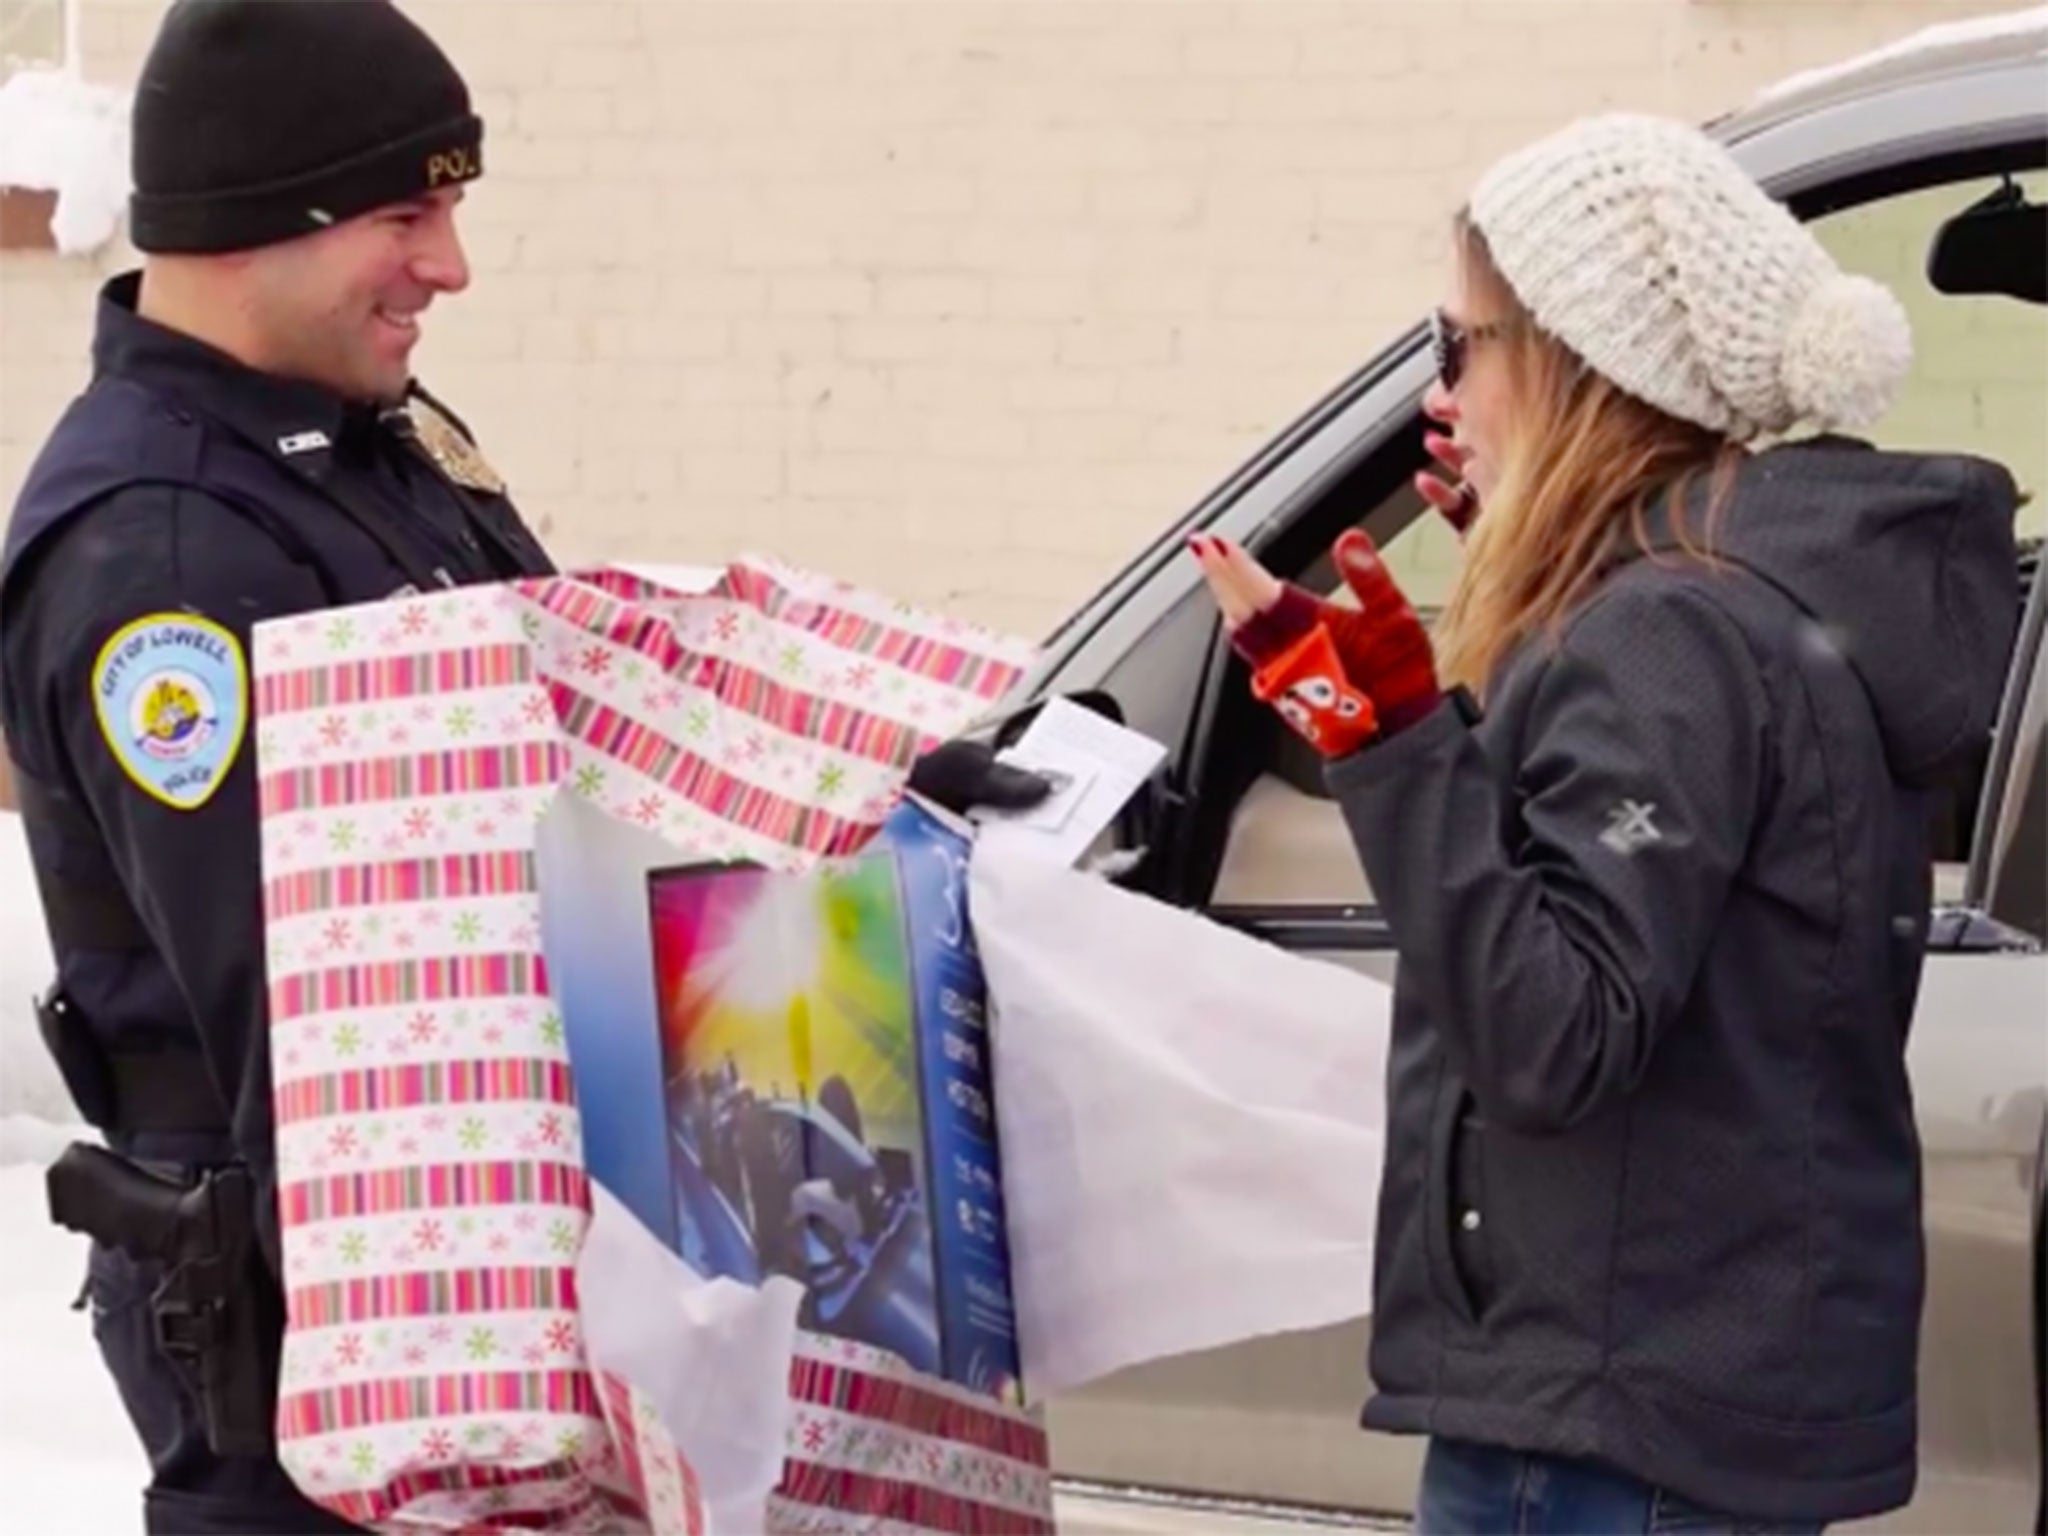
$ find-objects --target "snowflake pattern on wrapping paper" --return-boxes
[256,569,1039,1535]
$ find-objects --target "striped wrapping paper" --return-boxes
[252,559,1044,1534]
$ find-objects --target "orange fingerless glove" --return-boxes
[1249,625,1381,756]
[1228,531,1442,758]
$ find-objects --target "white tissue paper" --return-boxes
[969,842,1391,1400]
[576,1183,805,1536]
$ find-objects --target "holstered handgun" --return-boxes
[47,1141,274,1458]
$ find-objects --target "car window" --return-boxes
[1206,167,2047,916]
[1806,169,2047,904]
[1208,477,1440,908]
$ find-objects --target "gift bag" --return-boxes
[253,558,1045,1533]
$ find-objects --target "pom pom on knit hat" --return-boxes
[1781,272,1914,432]
[1467,112,1912,441]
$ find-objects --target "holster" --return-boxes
[35,989,116,1129]
[47,1142,277,1458]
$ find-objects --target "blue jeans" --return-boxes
[1416,1438,1827,1535]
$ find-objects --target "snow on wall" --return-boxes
[0,64,130,254]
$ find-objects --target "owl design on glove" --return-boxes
[1275,669,1368,746]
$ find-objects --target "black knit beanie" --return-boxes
[129,0,483,255]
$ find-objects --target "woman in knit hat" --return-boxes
[1194,113,2021,1533]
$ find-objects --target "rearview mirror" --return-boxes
[1927,179,2047,305]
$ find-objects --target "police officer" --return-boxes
[0,3,546,1530]
[1,4,1050,1530]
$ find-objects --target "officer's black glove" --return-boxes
[907,739,1055,817]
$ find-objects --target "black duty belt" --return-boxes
[36,992,230,1137]
[107,1048,232,1136]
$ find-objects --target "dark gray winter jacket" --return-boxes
[1325,437,2020,1523]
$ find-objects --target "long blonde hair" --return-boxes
[1433,215,1745,697]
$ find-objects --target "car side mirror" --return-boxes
[1927,179,2047,305]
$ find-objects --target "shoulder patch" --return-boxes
[91,613,248,811]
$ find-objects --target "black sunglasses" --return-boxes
[1429,308,1511,392]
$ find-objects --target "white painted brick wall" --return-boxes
[0,0,2039,643]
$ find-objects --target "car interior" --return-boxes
[1196,163,2048,934]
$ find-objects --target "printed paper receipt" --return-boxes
[971,697,1167,868]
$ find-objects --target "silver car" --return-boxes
[1013,19,2048,1534]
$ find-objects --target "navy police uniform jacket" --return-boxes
[0,273,555,1269]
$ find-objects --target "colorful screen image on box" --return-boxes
[647,853,940,1377]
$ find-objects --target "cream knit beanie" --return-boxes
[1467,112,1912,441]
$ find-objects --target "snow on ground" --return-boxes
[1,815,68,1125]
[0,1146,147,1535]
[1,809,134,1531]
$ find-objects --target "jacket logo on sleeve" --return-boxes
[90,613,248,811]
[1600,799,1662,857]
